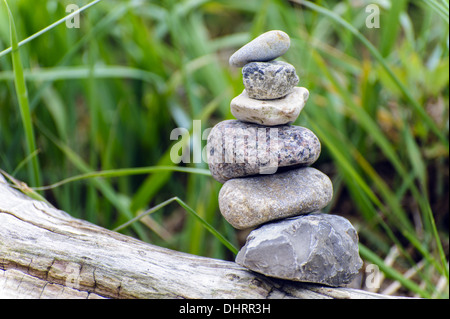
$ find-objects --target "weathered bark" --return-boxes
[0,175,404,299]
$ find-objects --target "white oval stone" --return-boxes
[229,30,290,68]
[230,87,309,126]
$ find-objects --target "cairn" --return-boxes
[207,31,362,287]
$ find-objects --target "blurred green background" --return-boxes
[0,0,448,298]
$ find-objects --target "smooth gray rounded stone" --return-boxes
[218,167,333,229]
[207,120,321,183]
[235,214,363,287]
[229,30,290,68]
[230,87,309,126]
[242,61,299,100]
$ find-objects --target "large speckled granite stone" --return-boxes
[218,167,333,229]
[235,214,363,287]
[229,30,290,68]
[230,87,309,126]
[207,120,321,183]
[242,61,299,100]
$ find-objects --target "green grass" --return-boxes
[0,0,448,298]
[3,0,40,187]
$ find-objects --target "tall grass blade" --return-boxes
[0,0,103,58]
[3,0,41,187]
[423,200,450,280]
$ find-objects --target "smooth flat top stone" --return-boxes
[242,61,299,100]
[235,214,363,287]
[230,87,309,126]
[229,30,290,68]
[207,120,321,183]
[218,167,333,229]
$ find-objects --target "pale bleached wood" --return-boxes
[0,175,405,299]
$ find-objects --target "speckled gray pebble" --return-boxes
[230,87,309,126]
[235,214,363,286]
[218,167,333,229]
[207,120,321,183]
[242,61,299,100]
[229,30,290,68]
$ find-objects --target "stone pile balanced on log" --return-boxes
[207,30,363,287]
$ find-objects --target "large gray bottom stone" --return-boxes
[207,120,321,183]
[235,214,363,287]
[218,167,333,229]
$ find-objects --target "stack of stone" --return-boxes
[207,30,362,287]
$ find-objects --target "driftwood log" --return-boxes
[0,174,403,299]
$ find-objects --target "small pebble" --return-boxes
[242,61,299,100]
[218,167,333,229]
[230,87,309,126]
[235,213,363,287]
[229,30,290,68]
